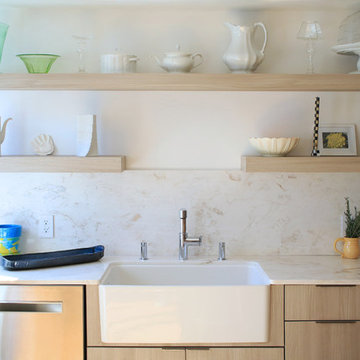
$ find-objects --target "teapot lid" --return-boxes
[164,44,192,57]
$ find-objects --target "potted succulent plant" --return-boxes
[344,197,360,238]
[334,198,360,259]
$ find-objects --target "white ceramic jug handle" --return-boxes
[191,53,204,69]
[129,56,139,62]
[254,22,267,54]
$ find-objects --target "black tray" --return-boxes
[1,245,104,271]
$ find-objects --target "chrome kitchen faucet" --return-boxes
[179,209,202,260]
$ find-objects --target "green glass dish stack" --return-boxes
[16,54,60,74]
[0,22,9,65]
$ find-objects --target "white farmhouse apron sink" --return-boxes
[99,261,270,344]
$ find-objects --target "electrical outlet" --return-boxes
[38,216,54,238]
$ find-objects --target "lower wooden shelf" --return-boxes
[3,155,358,173]
[0,156,126,172]
[241,156,360,173]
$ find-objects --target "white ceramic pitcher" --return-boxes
[223,22,267,73]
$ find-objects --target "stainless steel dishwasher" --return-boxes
[0,285,83,360]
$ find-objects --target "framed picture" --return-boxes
[318,124,357,156]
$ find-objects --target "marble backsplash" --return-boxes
[0,171,358,258]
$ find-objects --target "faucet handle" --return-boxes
[179,209,187,219]
[218,242,226,261]
[140,241,148,261]
[186,236,202,244]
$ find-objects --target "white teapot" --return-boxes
[155,45,203,73]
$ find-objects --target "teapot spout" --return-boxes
[0,117,12,145]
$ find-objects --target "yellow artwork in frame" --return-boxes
[318,124,357,156]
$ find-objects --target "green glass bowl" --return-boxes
[16,54,60,74]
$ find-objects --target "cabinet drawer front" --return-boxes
[285,285,360,320]
[186,348,283,360]
[87,347,185,360]
[286,322,360,360]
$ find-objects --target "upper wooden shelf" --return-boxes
[0,156,126,172]
[1,73,360,91]
[242,156,360,173]
[1,0,359,9]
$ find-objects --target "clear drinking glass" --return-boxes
[73,35,92,73]
[297,21,322,74]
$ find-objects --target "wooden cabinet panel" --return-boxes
[285,285,360,320]
[86,285,103,346]
[285,321,360,360]
[262,284,284,347]
[86,284,283,347]
[87,347,185,360]
[186,348,283,360]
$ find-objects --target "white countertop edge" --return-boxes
[0,255,359,285]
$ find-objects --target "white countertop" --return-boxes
[0,255,359,285]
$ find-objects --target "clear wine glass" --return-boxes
[297,21,322,74]
[72,35,92,73]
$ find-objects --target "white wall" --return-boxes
[0,5,359,258]
[0,6,357,74]
[1,91,360,169]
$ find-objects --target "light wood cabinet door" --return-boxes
[286,322,360,360]
[285,285,360,320]
[87,347,185,360]
[186,348,283,360]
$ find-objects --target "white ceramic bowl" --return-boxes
[249,137,300,156]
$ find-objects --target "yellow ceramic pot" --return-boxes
[334,237,360,259]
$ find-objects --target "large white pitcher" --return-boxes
[223,22,267,73]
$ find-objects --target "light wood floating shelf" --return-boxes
[1,0,358,8]
[1,73,360,91]
[242,156,360,173]
[0,156,126,173]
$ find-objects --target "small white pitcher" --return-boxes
[101,53,139,73]
[223,22,267,73]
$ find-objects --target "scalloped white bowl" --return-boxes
[249,137,300,156]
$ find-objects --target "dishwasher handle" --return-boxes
[0,301,62,313]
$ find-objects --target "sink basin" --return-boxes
[99,261,270,344]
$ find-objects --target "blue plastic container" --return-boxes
[0,225,22,255]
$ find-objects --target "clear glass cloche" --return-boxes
[337,11,360,45]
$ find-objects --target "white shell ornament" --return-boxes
[31,134,55,156]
